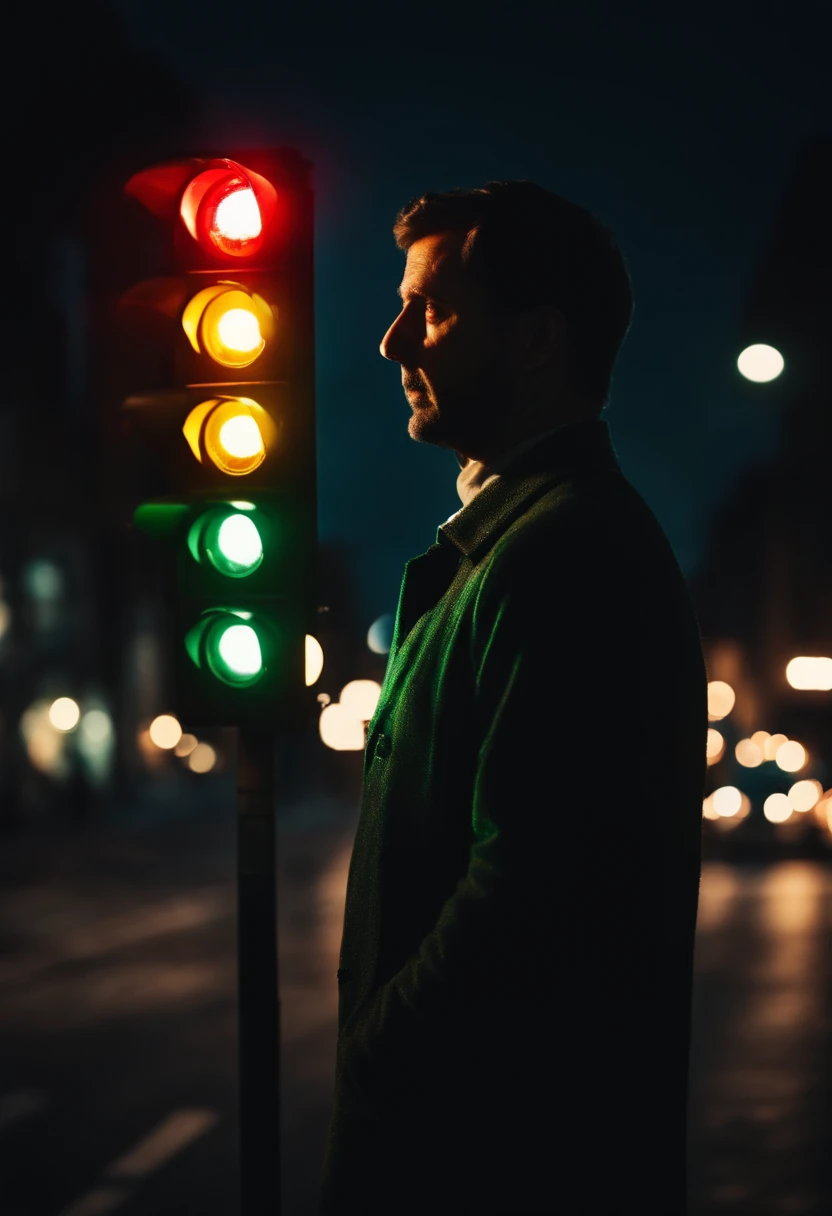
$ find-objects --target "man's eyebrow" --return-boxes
[396,283,445,302]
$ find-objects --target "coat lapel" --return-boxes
[389,539,463,658]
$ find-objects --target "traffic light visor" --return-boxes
[183,397,278,476]
[179,161,278,258]
[182,283,276,369]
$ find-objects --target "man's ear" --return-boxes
[512,305,566,372]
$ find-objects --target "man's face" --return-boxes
[379,230,517,460]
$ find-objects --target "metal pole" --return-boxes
[236,725,280,1214]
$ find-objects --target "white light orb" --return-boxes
[764,793,792,823]
[340,679,382,723]
[49,697,80,732]
[305,635,324,686]
[737,343,784,383]
[707,681,735,721]
[319,702,366,751]
[80,709,112,744]
[706,728,724,765]
[148,714,183,750]
[788,779,823,812]
[763,732,789,761]
[786,656,832,691]
[776,740,807,772]
[188,742,217,773]
[735,738,764,768]
[712,785,743,818]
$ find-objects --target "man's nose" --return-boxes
[379,310,409,362]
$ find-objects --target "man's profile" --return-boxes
[319,181,707,1215]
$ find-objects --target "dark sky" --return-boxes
[111,0,829,629]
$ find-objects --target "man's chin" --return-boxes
[407,406,456,448]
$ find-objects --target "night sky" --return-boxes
[110,0,829,629]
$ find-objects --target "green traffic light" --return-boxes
[217,514,263,574]
[216,623,263,680]
[188,508,265,578]
[185,610,268,688]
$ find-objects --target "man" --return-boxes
[320,181,707,1215]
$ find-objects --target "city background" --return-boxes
[1,2,830,1213]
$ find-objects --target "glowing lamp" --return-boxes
[185,610,266,687]
[183,397,278,476]
[179,160,278,258]
[182,282,276,368]
[188,508,265,579]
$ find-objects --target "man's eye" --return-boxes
[425,302,445,321]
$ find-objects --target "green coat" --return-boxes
[320,419,707,1215]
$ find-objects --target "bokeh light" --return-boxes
[713,785,743,818]
[702,794,719,820]
[788,779,823,812]
[149,714,183,749]
[367,614,395,655]
[340,679,382,723]
[706,728,725,765]
[737,343,784,383]
[735,738,764,767]
[175,733,198,758]
[750,730,771,751]
[707,681,735,721]
[776,740,807,772]
[763,732,789,760]
[305,635,324,686]
[49,697,80,732]
[785,656,832,691]
[319,702,366,751]
[188,743,217,773]
[80,709,112,743]
[764,793,792,824]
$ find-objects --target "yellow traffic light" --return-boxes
[182,282,277,369]
[183,397,278,475]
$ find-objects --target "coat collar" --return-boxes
[438,418,621,563]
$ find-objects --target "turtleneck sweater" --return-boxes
[446,419,589,522]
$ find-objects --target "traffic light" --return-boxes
[117,150,317,727]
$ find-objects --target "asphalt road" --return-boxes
[1,797,831,1215]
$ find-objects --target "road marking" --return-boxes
[56,1108,220,1215]
[0,1088,47,1132]
[58,1186,128,1216]
[0,892,230,986]
[105,1108,220,1180]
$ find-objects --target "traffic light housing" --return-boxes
[116,150,317,727]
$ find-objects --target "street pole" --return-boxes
[236,725,280,1214]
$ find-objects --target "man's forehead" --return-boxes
[399,231,469,298]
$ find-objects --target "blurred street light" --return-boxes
[776,740,807,772]
[708,681,735,721]
[764,793,792,823]
[788,779,823,812]
[49,697,80,732]
[305,634,324,686]
[763,732,789,760]
[713,785,743,818]
[786,656,832,691]
[149,714,183,749]
[737,343,784,383]
[735,738,764,767]
[706,728,725,765]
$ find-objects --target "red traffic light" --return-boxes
[126,157,279,260]
[180,161,278,258]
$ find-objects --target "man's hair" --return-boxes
[392,180,634,413]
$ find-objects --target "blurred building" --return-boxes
[690,136,832,850]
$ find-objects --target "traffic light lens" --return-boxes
[182,284,274,369]
[219,415,264,460]
[216,307,262,354]
[217,514,264,575]
[217,623,263,679]
[213,187,262,246]
[183,398,276,476]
